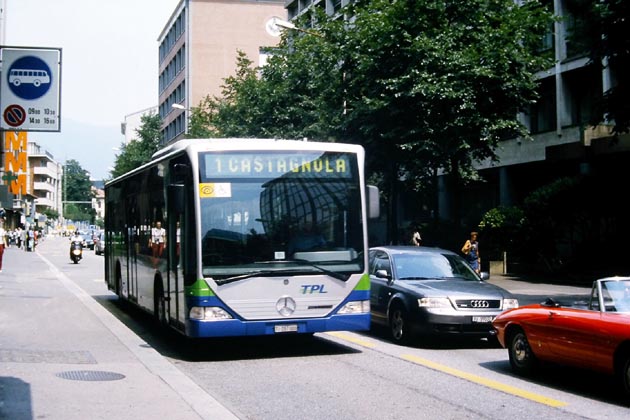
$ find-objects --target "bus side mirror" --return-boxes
[367,185,380,219]
[168,184,185,214]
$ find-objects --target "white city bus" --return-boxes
[8,68,50,87]
[104,138,379,338]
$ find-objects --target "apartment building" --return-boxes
[158,0,286,145]
[28,142,63,217]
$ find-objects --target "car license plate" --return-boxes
[274,324,298,333]
[472,316,494,323]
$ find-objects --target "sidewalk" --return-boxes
[0,237,238,420]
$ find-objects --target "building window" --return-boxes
[528,77,556,134]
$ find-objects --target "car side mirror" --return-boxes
[375,269,391,280]
[479,272,490,281]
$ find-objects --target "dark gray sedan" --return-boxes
[368,246,518,344]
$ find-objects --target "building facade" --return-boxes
[439,0,629,230]
[158,0,286,145]
[121,106,159,145]
[28,142,63,217]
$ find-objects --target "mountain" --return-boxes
[27,118,122,181]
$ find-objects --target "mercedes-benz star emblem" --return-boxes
[276,296,297,316]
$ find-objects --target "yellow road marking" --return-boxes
[326,331,377,348]
[402,354,567,407]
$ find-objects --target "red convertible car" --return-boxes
[492,276,630,398]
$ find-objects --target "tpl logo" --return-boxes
[300,284,328,294]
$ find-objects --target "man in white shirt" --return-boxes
[149,221,166,267]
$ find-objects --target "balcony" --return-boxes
[33,182,56,193]
[33,166,59,178]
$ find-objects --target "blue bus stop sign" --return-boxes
[7,55,53,100]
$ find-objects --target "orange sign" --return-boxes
[3,131,28,195]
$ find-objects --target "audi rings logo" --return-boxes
[470,300,490,308]
[276,296,296,316]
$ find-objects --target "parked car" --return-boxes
[368,246,518,344]
[94,231,105,255]
[492,276,630,399]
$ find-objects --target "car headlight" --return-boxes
[189,306,233,321]
[418,297,451,308]
[502,298,519,310]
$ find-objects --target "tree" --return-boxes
[339,0,554,239]
[186,1,554,242]
[566,0,630,134]
[111,112,162,178]
[63,159,93,221]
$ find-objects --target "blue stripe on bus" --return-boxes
[184,290,370,338]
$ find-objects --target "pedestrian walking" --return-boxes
[461,231,481,274]
[0,223,7,272]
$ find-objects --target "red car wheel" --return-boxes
[508,329,537,375]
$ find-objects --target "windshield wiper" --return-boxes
[399,276,432,280]
[291,259,351,282]
[214,261,351,285]
[215,269,299,286]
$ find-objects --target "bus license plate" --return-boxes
[472,316,494,323]
[274,324,298,333]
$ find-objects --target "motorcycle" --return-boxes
[70,241,83,264]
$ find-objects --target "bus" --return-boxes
[104,138,380,338]
[9,68,51,87]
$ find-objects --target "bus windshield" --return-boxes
[198,150,364,279]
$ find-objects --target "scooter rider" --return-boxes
[70,231,83,244]
[69,231,84,261]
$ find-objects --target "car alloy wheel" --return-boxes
[389,306,410,344]
[509,329,536,375]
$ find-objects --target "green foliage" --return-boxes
[111,112,162,178]
[64,203,94,223]
[63,159,93,220]
[41,208,59,220]
[479,206,526,259]
[64,159,92,202]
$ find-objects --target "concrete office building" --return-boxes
[158,0,286,145]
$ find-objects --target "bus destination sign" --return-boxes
[202,152,353,179]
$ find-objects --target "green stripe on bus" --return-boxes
[354,273,370,291]
[185,279,216,297]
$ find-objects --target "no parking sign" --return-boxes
[0,46,62,132]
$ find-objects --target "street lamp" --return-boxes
[172,103,187,111]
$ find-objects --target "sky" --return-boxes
[3,0,180,179]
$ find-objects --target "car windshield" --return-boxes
[600,279,630,313]
[393,253,480,281]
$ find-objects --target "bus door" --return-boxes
[125,199,139,302]
[167,161,189,326]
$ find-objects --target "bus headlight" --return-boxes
[338,300,370,314]
[189,306,233,321]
